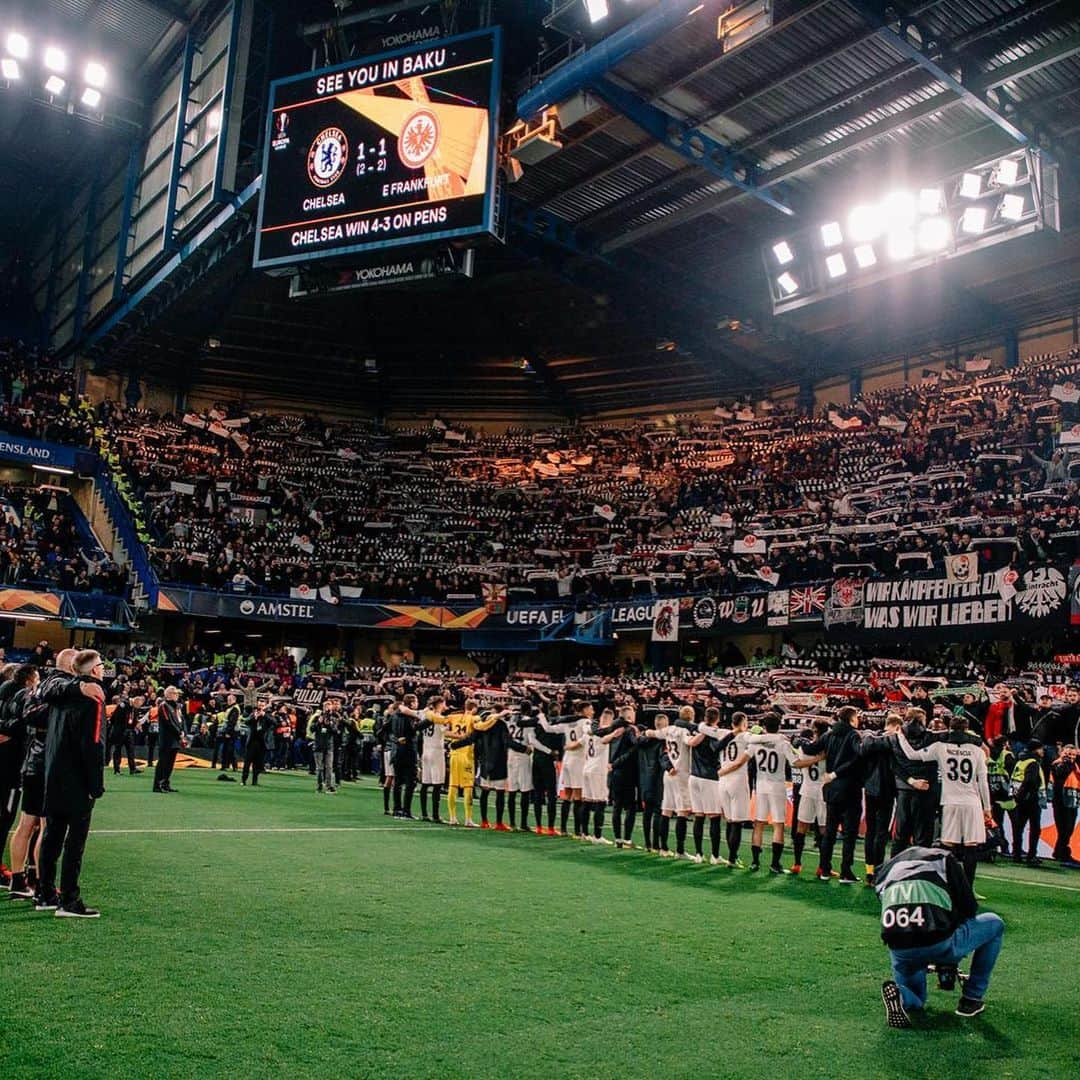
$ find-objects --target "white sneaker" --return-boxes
[691,854,704,864]
[621,841,635,850]
[710,855,726,867]
[465,820,479,828]
[596,836,614,846]
[660,849,676,858]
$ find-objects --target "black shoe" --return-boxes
[152,786,165,793]
[34,891,60,911]
[769,864,784,875]
[56,899,100,919]
[1025,857,1042,868]
[881,980,911,1029]
[956,997,985,1017]
[113,769,121,775]
[401,813,416,820]
[838,874,860,885]
[9,873,33,899]
[131,769,143,775]
[163,785,178,793]
[749,862,760,872]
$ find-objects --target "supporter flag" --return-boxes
[964,355,992,373]
[182,413,206,429]
[1052,382,1080,404]
[651,600,680,643]
[733,534,766,555]
[789,585,827,619]
[482,582,507,615]
[593,504,616,521]
[945,552,978,585]
[828,410,863,431]
[757,565,780,586]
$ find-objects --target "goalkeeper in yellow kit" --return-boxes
[429,698,497,826]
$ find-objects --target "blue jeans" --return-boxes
[889,913,1005,1009]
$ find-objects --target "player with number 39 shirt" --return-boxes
[896,712,993,885]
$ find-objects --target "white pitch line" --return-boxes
[87,828,1080,892]
[93,826,433,835]
[978,872,1080,894]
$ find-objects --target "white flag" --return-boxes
[945,552,978,585]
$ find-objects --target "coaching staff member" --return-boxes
[153,687,186,793]
[878,845,1005,1027]
[37,649,106,918]
[804,705,865,883]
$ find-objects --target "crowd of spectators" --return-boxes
[0,481,126,594]
[3,338,1080,605]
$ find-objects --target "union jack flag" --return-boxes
[789,585,827,619]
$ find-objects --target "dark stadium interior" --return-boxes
[4,2,1080,1075]
[4,0,1079,414]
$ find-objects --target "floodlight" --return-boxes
[84,61,107,88]
[820,221,842,247]
[776,272,798,295]
[1,57,19,80]
[886,228,915,261]
[881,190,916,228]
[960,206,987,234]
[44,74,65,95]
[853,243,877,268]
[959,172,981,199]
[81,86,101,108]
[993,157,1019,186]
[6,32,29,60]
[999,193,1025,222]
[772,240,794,265]
[43,45,67,72]
[825,253,847,279]
[848,203,883,243]
[918,187,944,215]
[917,216,951,252]
[584,0,609,23]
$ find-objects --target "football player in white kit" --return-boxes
[896,712,993,885]
[701,711,752,867]
[505,707,535,832]
[581,708,618,844]
[745,714,819,873]
[541,702,590,837]
[416,694,447,822]
[791,719,829,874]
[643,712,693,858]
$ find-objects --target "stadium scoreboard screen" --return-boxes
[254,28,502,270]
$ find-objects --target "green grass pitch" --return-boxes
[2,769,1079,1079]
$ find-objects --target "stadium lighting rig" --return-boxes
[763,150,1060,313]
[1,27,108,120]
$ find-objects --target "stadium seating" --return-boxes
[3,338,1080,605]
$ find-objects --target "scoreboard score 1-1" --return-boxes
[254,28,502,270]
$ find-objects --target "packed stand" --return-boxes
[0,481,126,594]
[4,341,1080,603]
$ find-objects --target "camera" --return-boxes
[936,965,958,992]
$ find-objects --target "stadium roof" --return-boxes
[61,0,1080,415]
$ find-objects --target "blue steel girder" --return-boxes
[162,32,198,249]
[588,76,794,218]
[517,0,713,121]
[847,0,1028,146]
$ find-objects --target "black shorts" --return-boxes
[21,774,45,817]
